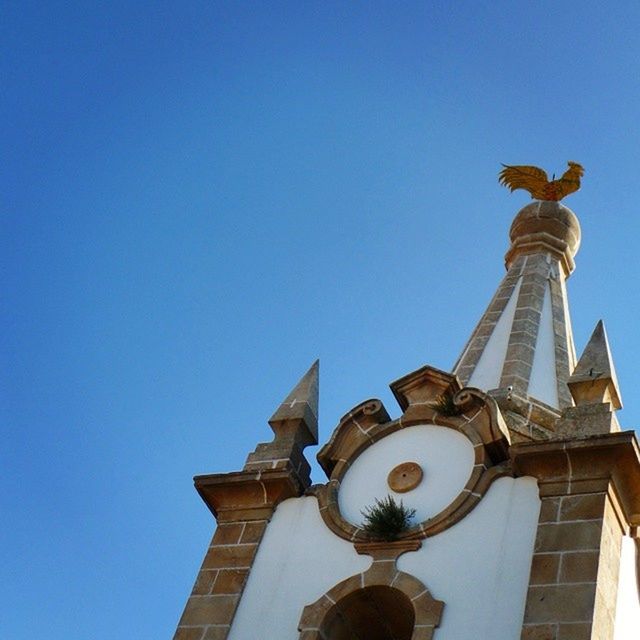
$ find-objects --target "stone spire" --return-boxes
[555,320,622,437]
[567,320,622,410]
[453,200,581,411]
[243,360,319,487]
[268,358,319,445]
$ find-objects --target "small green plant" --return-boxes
[430,392,462,417]
[361,495,416,541]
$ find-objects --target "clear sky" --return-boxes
[3,2,640,638]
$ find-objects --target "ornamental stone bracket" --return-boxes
[298,540,444,640]
[311,365,513,542]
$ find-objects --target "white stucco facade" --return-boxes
[229,425,541,639]
[227,496,371,640]
[613,536,640,639]
[528,282,559,408]
[468,276,522,392]
[398,476,540,639]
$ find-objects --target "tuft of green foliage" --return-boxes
[430,392,463,416]
[361,495,416,541]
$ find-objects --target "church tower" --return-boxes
[173,182,640,639]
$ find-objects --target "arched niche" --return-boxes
[298,561,443,640]
[319,585,414,640]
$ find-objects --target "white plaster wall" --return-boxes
[468,277,522,391]
[229,427,541,640]
[560,270,578,367]
[338,424,474,526]
[528,282,559,408]
[613,536,640,639]
[227,496,371,640]
[399,476,540,639]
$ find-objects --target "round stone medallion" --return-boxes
[387,461,423,493]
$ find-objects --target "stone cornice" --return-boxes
[510,431,640,526]
[195,468,305,522]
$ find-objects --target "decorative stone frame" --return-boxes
[312,365,512,542]
[298,541,444,640]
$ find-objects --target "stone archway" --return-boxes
[298,542,444,640]
[319,584,415,640]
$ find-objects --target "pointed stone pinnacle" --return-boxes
[269,359,319,445]
[568,320,622,410]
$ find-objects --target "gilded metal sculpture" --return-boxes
[499,161,584,201]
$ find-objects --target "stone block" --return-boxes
[514,307,543,324]
[178,594,239,626]
[212,569,248,594]
[539,498,560,523]
[534,521,603,552]
[240,520,267,544]
[557,623,591,640]
[191,569,217,595]
[510,332,539,350]
[530,553,560,585]
[212,523,244,546]
[521,624,557,640]
[524,584,596,623]
[299,593,336,627]
[505,342,536,364]
[412,591,444,625]
[174,628,206,640]
[389,572,429,600]
[216,506,274,522]
[519,281,546,300]
[559,552,599,583]
[559,494,606,521]
[202,627,230,640]
[362,560,395,586]
[538,481,571,497]
[202,543,258,569]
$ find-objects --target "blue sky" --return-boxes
[3,2,640,638]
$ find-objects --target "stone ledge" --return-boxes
[195,467,304,521]
[510,431,640,526]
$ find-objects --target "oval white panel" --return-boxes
[338,424,475,527]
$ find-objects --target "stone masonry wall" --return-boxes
[174,518,268,640]
[521,488,622,640]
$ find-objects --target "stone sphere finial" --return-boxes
[505,200,581,276]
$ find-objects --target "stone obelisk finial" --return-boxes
[244,360,319,487]
[268,359,319,446]
[556,320,622,436]
[568,320,622,409]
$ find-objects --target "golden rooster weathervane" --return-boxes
[498,161,584,201]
